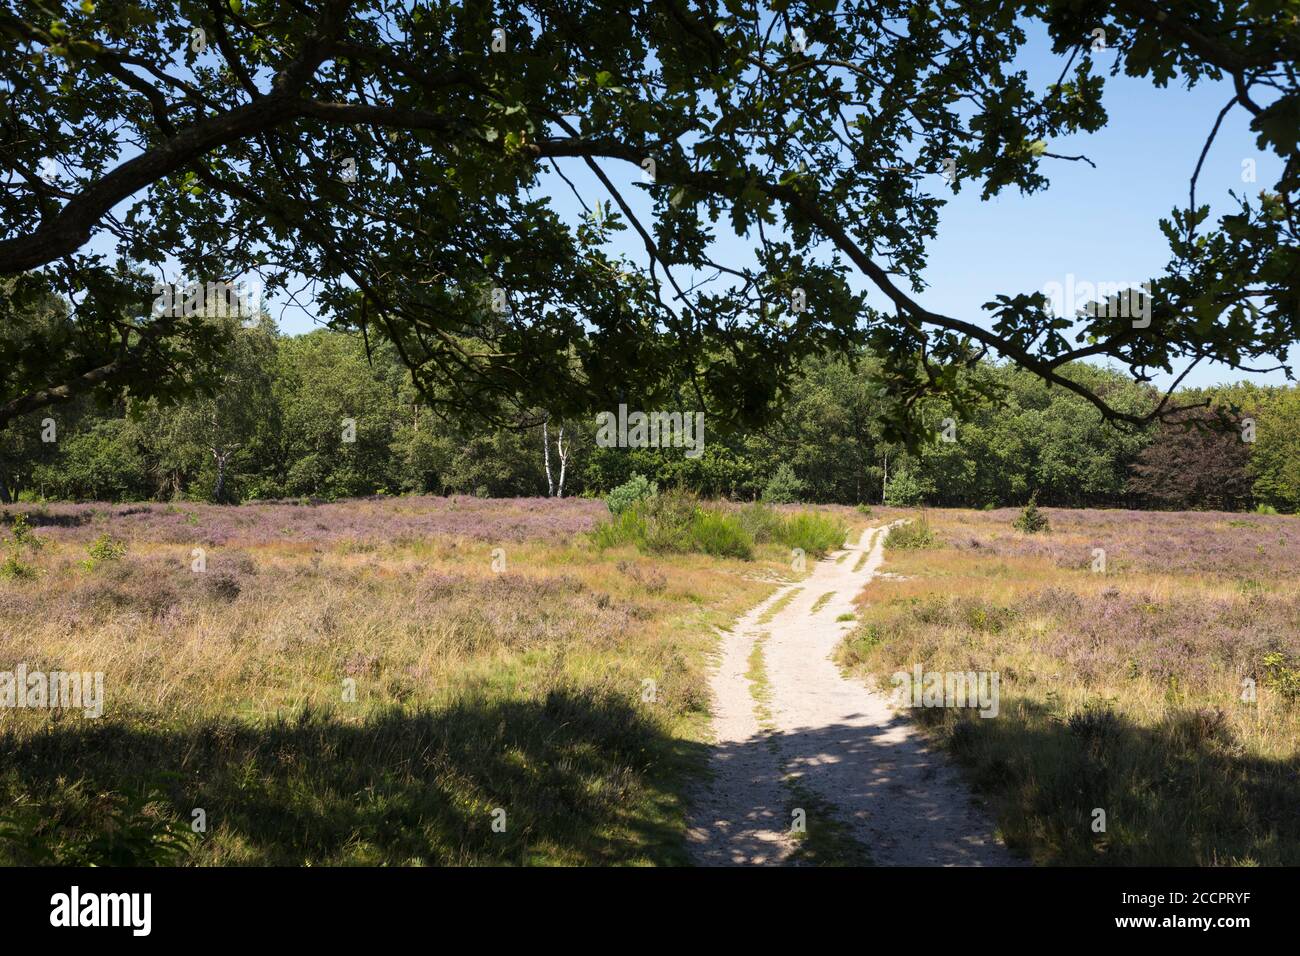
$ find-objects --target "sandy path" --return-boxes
[687,525,1015,866]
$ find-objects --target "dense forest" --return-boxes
[1,315,1297,513]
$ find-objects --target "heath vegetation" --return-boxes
[842,507,1300,865]
[0,496,858,865]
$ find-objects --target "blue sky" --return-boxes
[916,42,1285,391]
[248,29,1289,390]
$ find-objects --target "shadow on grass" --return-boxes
[1,509,91,528]
[692,700,1300,867]
[9,686,1292,867]
[0,689,706,866]
[913,697,1300,866]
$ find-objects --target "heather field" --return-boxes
[842,508,1300,865]
[0,496,857,865]
[4,496,1297,867]
[10,495,609,547]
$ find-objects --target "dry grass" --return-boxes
[841,507,1300,865]
[0,497,808,866]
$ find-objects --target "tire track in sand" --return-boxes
[687,524,1015,866]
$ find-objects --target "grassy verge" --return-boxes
[839,507,1300,865]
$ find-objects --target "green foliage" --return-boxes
[1261,652,1300,702]
[688,510,755,560]
[590,508,647,550]
[0,273,227,439]
[605,473,658,516]
[762,463,805,504]
[8,513,41,551]
[777,511,848,557]
[0,552,37,580]
[273,330,407,499]
[30,419,148,501]
[1013,493,1051,534]
[591,492,765,561]
[885,516,936,550]
[736,502,786,543]
[884,467,931,506]
[639,490,702,555]
[0,786,194,866]
[84,532,126,567]
[0,512,42,578]
[733,503,845,557]
[1,4,1294,456]
[1249,388,1300,513]
[3,319,1300,515]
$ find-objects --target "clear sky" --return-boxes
[254,27,1288,391]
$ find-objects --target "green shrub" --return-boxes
[737,502,785,542]
[779,511,848,557]
[8,514,43,552]
[689,510,754,559]
[1261,652,1300,701]
[590,508,647,549]
[88,532,127,561]
[0,552,37,580]
[1012,492,1050,533]
[762,463,805,504]
[735,504,846,557]
[0,787,195,866]
[605,473,658,516]
[592,489,693,553]
[593,491,754,560]
[884,467,930,506]
[0,513,43,579]
[885,515,935,549]
[83,533,127,570]
[593,497,839,563]
[639,489,698,553]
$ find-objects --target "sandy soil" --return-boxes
[687,525,1016,866]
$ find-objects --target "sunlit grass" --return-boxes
[0,503,792,866]
[841,507,1300,865]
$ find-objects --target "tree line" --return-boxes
[1,317,1296,514]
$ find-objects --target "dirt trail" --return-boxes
[687,525,1015,866]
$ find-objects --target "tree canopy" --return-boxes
[1,1,1297,437]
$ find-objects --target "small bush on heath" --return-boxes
[778,511,847,556]
[81,533,127,571]
[1013,493,1051,534]
[885,515,935,550]
[605,473,658,516]
[689,510,754,560]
